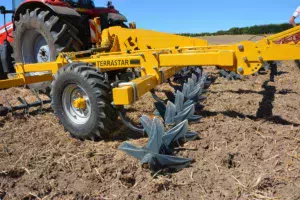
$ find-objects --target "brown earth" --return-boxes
[1,36,300,200]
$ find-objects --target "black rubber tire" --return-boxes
[295,60,300,70]
[0,56,6,79]
[13,8,83,63]
[51,63,118,140]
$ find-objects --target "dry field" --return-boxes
[0,35,300,200]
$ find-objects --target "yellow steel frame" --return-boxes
[1,26,300,105]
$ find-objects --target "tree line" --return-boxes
[178,23,294,37]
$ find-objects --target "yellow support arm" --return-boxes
[101,26,208,52]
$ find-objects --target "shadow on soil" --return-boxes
[111,120,147,141]
[211,88,297,95]
[0,107,53,127]
[203,79,300,127]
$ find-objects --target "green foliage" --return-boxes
[178,23,294,37]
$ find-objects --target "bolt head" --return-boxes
[238,67,244,73]
[243,57,248,62]
[238,44,244,51]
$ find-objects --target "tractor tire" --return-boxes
[51,63,118,140]
[13,8,82,64]
[295,60,300,70]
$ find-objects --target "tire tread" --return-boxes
[51,63,117,140]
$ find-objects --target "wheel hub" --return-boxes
[73,95,87,110]
[62,84,91,125]
[37,45,50,63]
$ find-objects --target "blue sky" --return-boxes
[0,0,299,33]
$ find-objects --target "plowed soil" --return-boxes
[1,36,300,200]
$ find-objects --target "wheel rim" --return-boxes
[21,29,51,63]
[21,29,51,90]
[62,84,92,125]
[35,35,50,63]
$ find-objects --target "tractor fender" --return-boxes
[14,1,81,21]
[108,13,127,22]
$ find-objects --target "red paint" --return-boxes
[21,0,120,15]
[21,0,72,8]
[0,22,14,44]
[77,8,119,17]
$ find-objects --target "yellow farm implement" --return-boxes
[1,25,300,130]
[0,23,300,171]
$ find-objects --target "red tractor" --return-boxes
[0,0,127,78]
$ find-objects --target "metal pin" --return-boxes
[238,67,244,73]
[238,44,244,51]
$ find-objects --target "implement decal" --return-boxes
[100,59,129,66]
